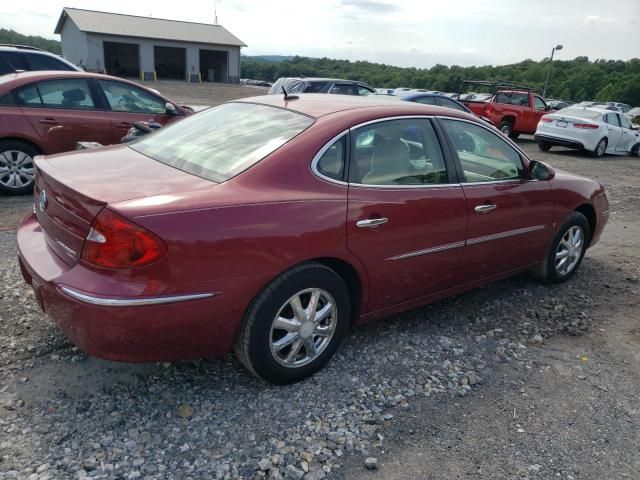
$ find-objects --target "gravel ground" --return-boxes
[0,88,638,480]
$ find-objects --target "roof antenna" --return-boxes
[282,86,298,100]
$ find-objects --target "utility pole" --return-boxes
[543,44,563,98]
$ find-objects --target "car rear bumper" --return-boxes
[17,214,266,362]
[534,134,585,150]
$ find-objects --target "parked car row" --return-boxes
[0,70,190,194]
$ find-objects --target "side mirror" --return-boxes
[165,102,177,115]
[529,160,555,181]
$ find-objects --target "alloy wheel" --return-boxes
[269,288,337,368]
[555,226,584,275]
[0,150,35,190]
[596,139,606,156]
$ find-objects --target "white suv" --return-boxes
[0,45,80,75]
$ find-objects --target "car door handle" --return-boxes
[38,118,58,125]
[356,218,388,228]
[474,204,497,213]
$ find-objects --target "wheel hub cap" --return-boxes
[300,322,315,339]
[0,150,35,190]
[555,226,584,276]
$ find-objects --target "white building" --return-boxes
[55,8,246,83]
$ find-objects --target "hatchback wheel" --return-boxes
[538,141,552,152]
[0,140,38,195]
[590,138,607,158]
[235,263,351,384]
[534,212,590,283]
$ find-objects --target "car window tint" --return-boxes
[316,136,346,181]
[16,84,42,107]
[350,118,448,186]
[26,53,74,71]
[1,52,29,71]
[534,96,546,111]
[36,79,95,110]
[441,119,524,183]
[330,84,357,95]
[436,97,465,111]
[131,103,314,182]
[414,96,437,105]
[0,92,16,106]
[604,114,620,126]
[99,80,166,114]
[357,86,373,96]
[620,114,632,130]
[304,81,329,93]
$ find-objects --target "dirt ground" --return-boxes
[0,83,638,480]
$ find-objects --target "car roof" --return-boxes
[235,93,477,120]
[0,70,166,96]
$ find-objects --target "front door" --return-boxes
[438,118,554,281]
[617,114,638,153]
[346,117,467,312]
[97,79,177,143]
[603,113,623,151]
[15,78,112,154]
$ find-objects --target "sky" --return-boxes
[2,0,639,68]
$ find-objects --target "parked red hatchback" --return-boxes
[17,94,609,384]
[0,71,190,195]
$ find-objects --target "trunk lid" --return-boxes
[34,144,214,266]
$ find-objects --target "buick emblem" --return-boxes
[39,190,47,212]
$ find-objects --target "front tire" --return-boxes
[0,140,39,195]
[590,138,607,157]
[234,263,351,384]
[534,212,590,283]
[498,120,513,137]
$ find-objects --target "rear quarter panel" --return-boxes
[0,106,45,152]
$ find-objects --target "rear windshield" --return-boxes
[131,102,314,182]
[556,108,602,120]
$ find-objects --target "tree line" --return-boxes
[242,55,640,106]
[0,29,62,55]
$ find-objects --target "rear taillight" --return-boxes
[573,123,598,129]
[81,209,167,269]
[541,117,553,123]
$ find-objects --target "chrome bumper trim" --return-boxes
[59,286,215,307]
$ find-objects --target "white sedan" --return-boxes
[535,107,640,157]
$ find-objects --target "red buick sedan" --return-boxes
[0,71,190,195]
[17,94,609,384]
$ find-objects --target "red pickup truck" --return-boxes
[460,82,553,138]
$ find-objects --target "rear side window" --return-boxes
[26,53,75,71]
[349,118,448,186]
[435,97,466,112]
[0,56,14,75]
[15,79,95,110]
[441,119,523,183]
[316,136,346,181]
[0,93,16,106]
[16,84,42,107]
[330,84,357,95]
[604,114,620,126]
[131,103,314,182]
[414,96,437,105]
[304,81,329,93]
[1,52,29,71]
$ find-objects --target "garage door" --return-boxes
[104,42,140,78]
[155,46,186,80]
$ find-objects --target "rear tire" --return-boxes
[0,140,39,195]
[508,132,520,140]
[533,212,590,284]
[590,138,607,158]
[631,143,640,157]
[538,141,552,152]
[234,263,351,384]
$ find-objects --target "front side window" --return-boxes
[131,102,314,182]
[99,80,166,114]
[26,53,75,71]
[534,96,547,111]
[620,114,632,130]
[414,96,437,105]
[357,86,374,96]
[350,118,448,186]
[330,84,357,95]
[441,119,524,183]
[436,97,466,112]
[37,79,95,110]
[316,136,346,181]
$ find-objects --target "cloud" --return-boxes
[340,0,402,14]
[582,15,615,25]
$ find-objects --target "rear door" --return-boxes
[14,78,112,154]
[97,79,179,143]
[603,113,623,150]
[345,117,468,312]
[439,117,553,281]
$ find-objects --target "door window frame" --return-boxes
[13,78,103,111]
[435,115,533,185]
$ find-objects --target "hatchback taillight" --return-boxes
[81,209,167,269]
[573,123,599,129]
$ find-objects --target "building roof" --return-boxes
[55,8,246,47]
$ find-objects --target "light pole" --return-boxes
[543,44,563,98]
